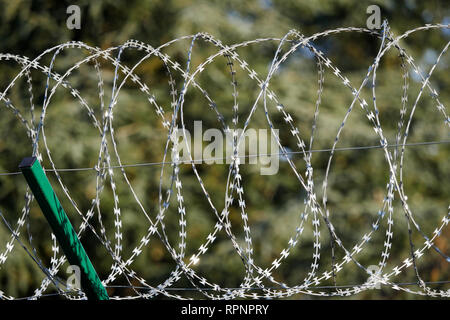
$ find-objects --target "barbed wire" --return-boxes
[0,21,449,300]
[9,280,450,301]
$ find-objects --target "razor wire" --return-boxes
[0,21,449,299]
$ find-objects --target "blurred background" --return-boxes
[0,0,449,299]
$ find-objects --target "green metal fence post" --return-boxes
[19,156,109,300]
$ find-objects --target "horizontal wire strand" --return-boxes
[0,140,448,177]
[105,280,450,291]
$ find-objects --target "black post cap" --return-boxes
[19,156,37,169]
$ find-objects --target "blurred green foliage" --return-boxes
[0,0,449,299]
